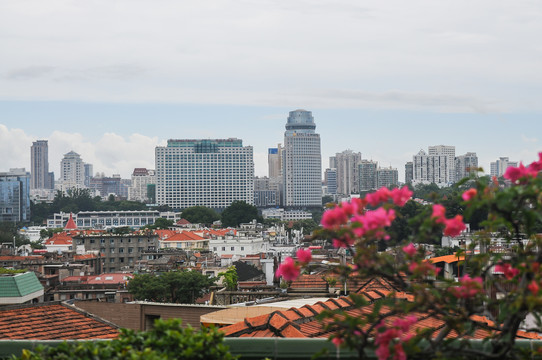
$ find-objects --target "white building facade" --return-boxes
[334,150,362,196]
[490,157,518,178]
[155,139,254,210]
[282,110,322,207]
[128,168,156,202]
[60,151,85,190]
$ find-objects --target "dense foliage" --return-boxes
[278,153,542,359]
[18,318,237,360]
[127,271,215,303]
[180,206,220,225]
[220,200,261,227]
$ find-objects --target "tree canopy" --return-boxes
[128,271,215,303]
[220,201,261,227]
[180,206,220,225]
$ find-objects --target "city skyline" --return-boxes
[1,1,542,182]
[0,112,541,183]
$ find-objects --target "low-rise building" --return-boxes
[47,211,179,229]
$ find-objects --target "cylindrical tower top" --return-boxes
[286,109,316,131]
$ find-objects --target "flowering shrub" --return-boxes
[276,152,542,359]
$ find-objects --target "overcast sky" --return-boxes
[1,0,541,181]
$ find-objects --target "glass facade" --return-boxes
[0,169,31,222]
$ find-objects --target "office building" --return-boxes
[47,210,178,229]
[405,162,414,184]
[377,167,399,188]
[155,138,254,210]
[490,157,518,178]
[282,110,322,207]
[455,152,478,180]
[84,163,93,187]
[334,150,362,195]
[30,140,53,190]
[0,168,31,222]
[253,176,279,207]
[268,146,282,178]
[359,160,378,192]
[89,175,122,198]
[128,168,155,202]
[324,168,337,195]
[60,151,85,190]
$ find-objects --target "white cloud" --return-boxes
[0,125,34,171]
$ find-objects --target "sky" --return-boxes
[1,0,542,182]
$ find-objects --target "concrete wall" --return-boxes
[74,301,226,331]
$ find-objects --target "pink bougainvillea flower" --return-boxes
[321,206,348,229]
[374,316,416,360]
[332,336,344,348]
[296,248,312,264]
[449,275,483,299]
[462,188,477,201]
[275,257,300,281]
[494,263,520,280]
[431,204,446,224]
[332,234,355,249]
[504,163,538,184]
[402,243,417,257]
[365,187,392,207]
[391,186,413,207]
[443,215,466,237]
[528,280,540,295]
[408,261,440,277]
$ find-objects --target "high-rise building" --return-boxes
[359,160,378,192]
[455,152,478,180]
[128,168,155,202]
[282,110,322,208]
[334,150,362,195]
[84,163,93,188]
[30,140,53,190]
[324,168,337,195]
[60,151,85,190]
[268,146,282,178]
[490,157,518,178]
[428,145,456,183]
[0,168,31,222]
[253,176,279,207]
[90,174,123,198]
[413,146,454,186]
[405,161,414,184]
[155,138,254,210]
[377,167,399,188]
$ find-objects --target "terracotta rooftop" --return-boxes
[155,229,178,239]
[162,231,205,242]
[176,218,191,225]
[0,303,119,340]
[221,278,542,340]
[44,233,73,246]
[429,254,466,264]
[289,274,328,290]
[64,213,77,230]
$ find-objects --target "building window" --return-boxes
[231,247,234,251]
[222,247,225,251]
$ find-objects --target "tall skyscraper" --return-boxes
[128,168,155,202]
[282,110,322,208]
[0,168,31,222]
[334,150,362,195]
[455,152,478,180]
[155,138,254,210]
[405,161,414,184]
[377,167,399,188]
[428,145,456,183]
[490,157,518,178]
[359,160,378,192]
[413,146,455,186]
[60,151,85,190]
[84,163,94,187]
[268,146,282,178]
[324,168,337,195]
[30,140,53,190]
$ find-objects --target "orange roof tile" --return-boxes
[161,231,205,242]
[0,303,118,340]
[429,254,465,264]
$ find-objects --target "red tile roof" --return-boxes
[176,218,192,225]
[289,274,328,290]
[73,254,98,260]
[64,213,77,230]
[155,229,178,239]
[162,231,205,242]
[429,254,465,263]
[221,278,542,341]
[0,303,119,340]
[44,233,73,246]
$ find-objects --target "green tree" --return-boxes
[291,219,319,235]
[128,271,215,303]
[221,201,261,227]
[181,206,220,224]
[18,318,237,360]
[218,266,238,291]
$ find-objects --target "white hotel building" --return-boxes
[155,139,254,210]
